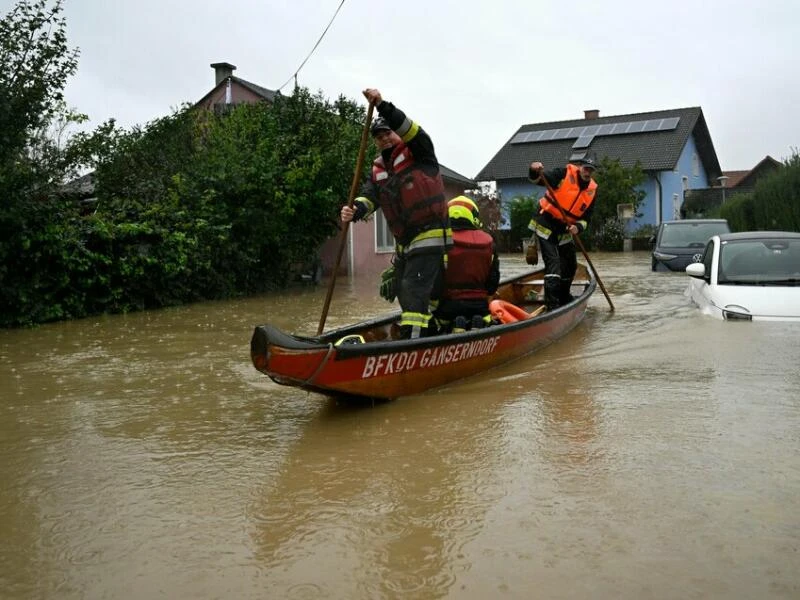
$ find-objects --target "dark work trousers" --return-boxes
[394,250,444,338]
[538,234,577,309]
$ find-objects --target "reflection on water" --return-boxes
[1,252,799,599]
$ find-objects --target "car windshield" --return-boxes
[718,238,800,284]
[659,222,730,248]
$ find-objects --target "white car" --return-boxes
[685,231,800,322]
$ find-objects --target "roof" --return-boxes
[476,106,721,182]
[440,164,476,187]
[733,155,782,189]
[194,75,279,108]
[721,170,749,188]
[58,172,96,197]
[231,76,279,102]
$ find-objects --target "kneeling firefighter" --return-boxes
[434,196,500,333]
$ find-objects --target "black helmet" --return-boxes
[370,117,392,136]
[578,156,598,170]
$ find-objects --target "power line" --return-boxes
[277,0,347,93]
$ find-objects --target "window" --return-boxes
[692,153,700,177]
[375,213,395,252]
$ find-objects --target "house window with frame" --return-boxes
[375,212,395,252]
[692,153,700,177]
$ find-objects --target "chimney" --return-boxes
[210,62,237,86]
[584,109,600,120]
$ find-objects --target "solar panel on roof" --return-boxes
[509,116,681,144]
[661,117,680,129]
[572,135,593,149]
[510,132,526,144]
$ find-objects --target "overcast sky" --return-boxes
[9,0,799,178]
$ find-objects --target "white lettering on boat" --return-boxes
[360,336,500,379]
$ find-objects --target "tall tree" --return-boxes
[0,0,82,326]
[0,0,79,173]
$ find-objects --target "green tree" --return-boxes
[508,194,537,251]
[720,152,799,232]
[0,0,79,170]
[64,88,366,316]
[749,152,799,231]
[586,157,647,250]
[0,0,86,326]
[468,182,504,233]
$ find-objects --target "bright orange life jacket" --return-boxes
[538,164,597,224]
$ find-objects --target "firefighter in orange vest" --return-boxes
[341,88,451,339]
[528,157,598,310]
[434,196,500,333]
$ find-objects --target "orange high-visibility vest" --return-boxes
[538,164,597,224]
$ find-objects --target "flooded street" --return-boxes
[1,251,799,599]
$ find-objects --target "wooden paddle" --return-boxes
[317,103,375,335]
[536,172,615,311]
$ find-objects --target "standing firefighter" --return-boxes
[434,196,500,333]
[340,88,451,339]
[528,157,599,310]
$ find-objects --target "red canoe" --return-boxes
[250,264,596,400]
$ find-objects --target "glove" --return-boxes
[379,266,396,302]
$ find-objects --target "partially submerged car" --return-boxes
[685,231,800,321]
[650,219,731,271]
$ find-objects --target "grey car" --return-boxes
[650,219,731,272]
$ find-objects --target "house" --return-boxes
[195,62,279,112]
[682,155,783,217]
[476,107,723,231]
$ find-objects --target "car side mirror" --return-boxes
[648,235,655,246]
[685,263,706,279]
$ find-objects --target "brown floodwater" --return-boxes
[1,251,798,599]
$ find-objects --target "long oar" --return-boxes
[317,104,375,335]
[537,174,615,311]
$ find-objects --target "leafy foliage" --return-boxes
[720,152,799,233]
[467,182,504,232]
[508,194,537,250]
[583,157,646,250]
[0,0,86,326]
[1,70,368,325]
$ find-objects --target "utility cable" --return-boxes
[277,0,347,92]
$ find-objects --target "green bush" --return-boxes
[508,195,537,251]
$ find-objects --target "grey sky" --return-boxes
[8,0,800,177]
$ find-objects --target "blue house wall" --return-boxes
[498,134,712,233]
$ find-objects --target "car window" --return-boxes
[702,240,715,274]
[719,238,800,284]
[659,222,730,248]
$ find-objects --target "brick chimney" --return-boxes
[584,109,600,120]
[210,62,237,86]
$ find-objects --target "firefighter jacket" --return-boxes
[351,102,451,255]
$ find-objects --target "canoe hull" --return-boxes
[251,265,596,400]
